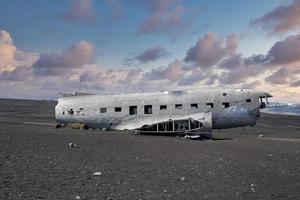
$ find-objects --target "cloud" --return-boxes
[62,0,96,23]
[290,80,300,87]
[0,30,17,72]
[146,59,183,82]
[178,68,206,86]
[0,30,37,77]
[241,80,262,89]
[0,29,13,44]
[61,0,124,24]
[252,0,300,35]
[243,54,268,66]
[137,0,188,36]
[125,46,169,64]
[184,33,239,68]
[267,34,300,65]
[219,33,300,69]
[218,69,255,85]
[265,67,300,85]
[0,28,299,102]
[219,54,243,69]
[120,69,143,84]
[32,41,94,76]
[216,33,300,86]
[216,54,269,85]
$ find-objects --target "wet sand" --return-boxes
[0,98,300,200]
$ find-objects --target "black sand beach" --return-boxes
[0,98,300,200]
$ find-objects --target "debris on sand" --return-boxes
[250,183,256,192]
[179,176,186,181]
[93,172,102,176]
[69,143,77,148]
[75,195,81,200]
[258,134,264,138]
[54,123,62,129]
[184,135,201,140]
[68,123,88,130]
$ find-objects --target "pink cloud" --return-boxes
[290,80,300,87]
[32,41,94,76]
[0,30,16,72]
[62,0,97,23]
[146,59,183,82]
[252,0,300,34]
[265,67,300,85]
[126,46,169,64]
[184,33,239,68]
[267,34,300,65]
[0,30,37,76]
[1,28,299,100]
[137,0,189,36]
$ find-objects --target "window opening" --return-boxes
[144,105,152,114]
[129,106,137,115]
[158,123,165,131]
[175,104,182,109]
[115,107,122,112]
[175,123,178,130]
[68,109,74,115]
[206,103,214,108]
[160,105,167,110]
[191,103,198,108]
[100,108,107,113]
[166,121,173,131]
[190,119,200,129]
[174,120,189,131]
[222,102,230,108]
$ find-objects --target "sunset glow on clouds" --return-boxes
[0,0,300,102]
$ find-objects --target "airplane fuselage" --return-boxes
[55,89,272,136]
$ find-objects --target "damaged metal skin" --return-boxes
[55,89,272,138]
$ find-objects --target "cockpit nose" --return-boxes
[259,92,272,109]
[264,92,273,98]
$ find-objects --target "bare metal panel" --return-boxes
[55,89,272,135]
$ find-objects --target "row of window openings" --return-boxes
[101,103,201,115]
[66,99,252,115]
[100,100,252,115]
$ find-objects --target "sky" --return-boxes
[0,0,300,102]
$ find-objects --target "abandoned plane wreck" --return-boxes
[55,89,272,138]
